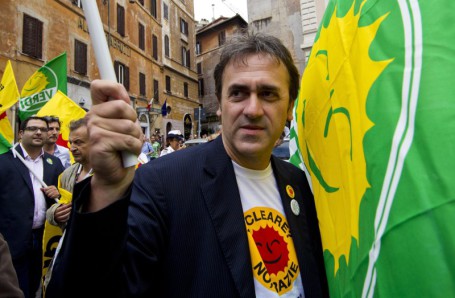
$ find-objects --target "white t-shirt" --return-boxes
[233,161,304,298]
[159,146,175,157]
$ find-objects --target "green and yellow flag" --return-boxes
[290,0,455,297]
[0,60,20,153]
[19,52,67,121]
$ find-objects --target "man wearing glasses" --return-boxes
[0,116,64,298]
[43,116,71,169]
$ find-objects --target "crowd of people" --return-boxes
[0,33,329,298]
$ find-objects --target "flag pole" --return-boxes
[11,103,17,144]
[81,0,137,168]
[11,145,58,203]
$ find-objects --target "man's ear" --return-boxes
[287,101,295,121]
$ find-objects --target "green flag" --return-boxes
[290,0,455,297]
[18,52,67,121]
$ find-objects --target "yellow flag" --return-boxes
[0,61,19,153]
[41,174,73,283]
[37,90,86,148]
[0,112,14,154]
[0,60,20,113]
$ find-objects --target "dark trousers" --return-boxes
[13,227,44,298]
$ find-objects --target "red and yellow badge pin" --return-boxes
[286,185,295,199]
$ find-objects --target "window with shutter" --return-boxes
[165,76,171,93]
[117,5,125,37]
[163,3,168,20]
[124,65,130,91]
[186,50,191,68]
[139,23,145,50]
[153,79,159,101]
[72,0,82,8]
[218,31,226,46]
[198,79,204,97]
[139,72,146,96]
[164,35,170,57]
[153,35,158,60]
[184,82,188,98]
[180,18,188,35]
[151,0,157,18]
[74,39,87,75]
[22,14,43,59]
[115,61,129,91]
[181,47,187,66]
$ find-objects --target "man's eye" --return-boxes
[260,91,279,100]
[230,90,246,99]
[261,91,274,97]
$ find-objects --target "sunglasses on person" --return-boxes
[24,126,49,133]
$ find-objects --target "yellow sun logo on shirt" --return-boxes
[296,1,392,273]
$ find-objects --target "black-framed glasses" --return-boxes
[24,126,49,133]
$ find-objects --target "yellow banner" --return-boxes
[0,60,20,114]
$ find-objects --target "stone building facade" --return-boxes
[195,14,247,135]
[246,0,328,71]
[247,0,306,74]
[0,0,199,139]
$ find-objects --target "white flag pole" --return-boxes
[81,0,137,168]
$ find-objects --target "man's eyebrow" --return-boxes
[257,84,281,92]
[227,83,281,92]
[227,84,249,92]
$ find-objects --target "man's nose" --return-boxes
[244,94,264,118]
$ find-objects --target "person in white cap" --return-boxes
[46,33,328,298]
[159,130,183,157]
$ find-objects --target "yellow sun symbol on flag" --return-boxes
[296,1,392,274]
[21,72,49,97]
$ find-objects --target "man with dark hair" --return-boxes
[46,117,92,229]
[47,33,328,297]
[0,116,63,298]
[43,116,71,169]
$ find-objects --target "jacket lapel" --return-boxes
[42,153,53,185]
[200,138,255,298]
[272,157,324,297]
[13,145,34,193]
